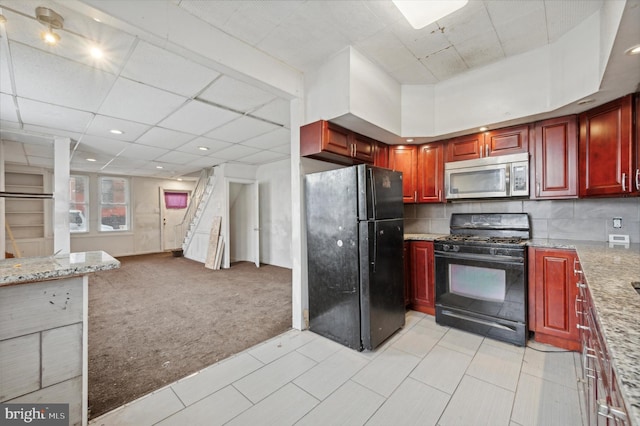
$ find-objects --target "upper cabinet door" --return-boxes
[485,124,529,157]
[579,94,633,197]
[634,93,640,194]
[388,145,417,203]
[325,122,352,157]
[352,133,375,164]
[417,143,444,203]
[531,116,578,199]
[447,133,483,162]
[374,141,389,169]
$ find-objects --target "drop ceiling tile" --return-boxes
[241,127,290,149]
[157,100,240,135]
[21,124,82,141]
[239,150,288,165]
[198,76,277,114]
[269,144,291,155]
[98,77,188,125]
[78,135,129,156]
[0,93,19,122]
[354,30,417,74]
[10,42,116,111]
[184,156,226,168]
[121,41,220,97]
[1,5,135,74]
[26,155,55,167]
[18,98,94,133]
[389,61,438,84]
[210,144,260,161]
[325,1,388,43]
[175,136,232,154]
[485,1,545,23]
[154,150,206,165]
[23,143,53,158]
[86,115,151,142]
[494,11,549,56]
[420,47,468,81]
[545,0,603,42]
[206,116,278,143]
[438,1,492,45]
[455,30,505,69]
[251,98,290,128]
[179,1,244,30]
[106,157,149,168]
[70,149,113,167]
[118,142,170,161]
[0,42,13,94]
[135,127,196,150]
[391,20,451,59]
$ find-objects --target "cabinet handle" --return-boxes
[486,145,489,157]
[536,182,540,197]
[438,189,442,201]
[574,297,584,317]
[622,172,626,192]
[577,324,590,331]
[635,169,639,191]
[598,401,628,421]
[576,281,586,289]
[414,190,417,202]
[573,259,582,276]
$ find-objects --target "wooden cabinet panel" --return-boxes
[447,133,483,161]
[389,145,418,203]
[374,141,389,168]
[528,247,580,350]
[409,241,435,315]
[531,115,578,199]
[300,120,374,165]
[634,93,640,194]
[404,242,411,307]
[417,143,444,203]
[579,94,633,197]
[486,124,529,156]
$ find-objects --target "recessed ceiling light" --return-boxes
[392,0,468,29]
[198,146,209,151]
[156,166,163,169]
[86,158,96,162]
[109,129,123,135]
[625,44,640,55]
[90,46,103,59]
[93,17,101,23]
[177,178,183,181]
[406,138,414,143]
[479,126,488,132]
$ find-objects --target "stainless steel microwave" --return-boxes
[444,153,529,199]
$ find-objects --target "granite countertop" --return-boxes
[0,251,120,286]
[530,239,640,425]
[404,233,447,241]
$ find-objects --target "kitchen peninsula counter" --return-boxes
[0,251,119,426]
[529,239,640,425]
[404,233,446,241]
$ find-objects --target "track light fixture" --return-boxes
[35,6,63,45]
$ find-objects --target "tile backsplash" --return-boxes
[404,198,640,243]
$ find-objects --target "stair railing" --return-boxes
[173,167,214,251]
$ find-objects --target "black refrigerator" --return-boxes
[305,164,405,351]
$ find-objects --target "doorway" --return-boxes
[160,189,190,251]
[225,179,260,268]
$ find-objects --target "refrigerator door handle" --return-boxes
[373,222,377,273]
[369,168,377,220]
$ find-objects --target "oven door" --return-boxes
[435,250,527,345]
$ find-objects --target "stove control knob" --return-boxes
[490,248,497,255]
[443,244,450,251]
[452,245,460,252]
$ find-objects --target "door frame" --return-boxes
[223,178,260,268]
[159,188,191,251]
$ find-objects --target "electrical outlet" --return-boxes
[613,217,622,228]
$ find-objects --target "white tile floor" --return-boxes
[90,311,585,426]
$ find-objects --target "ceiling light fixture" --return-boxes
[156,166,163,169]
[35,7,64,45]
[198,146,209,151]
[392,0,468,30]
[90,46,104,59]
[479,126,488,132]
[86,158,96,162]
[577,98,595,105]
[0,13,7,24]
[406,138,414,143]
[109,129,123,135]
[625,44,640,56]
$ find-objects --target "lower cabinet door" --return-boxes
[409,241,435,315]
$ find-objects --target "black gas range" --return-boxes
[434,213,531,346]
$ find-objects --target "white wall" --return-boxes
[229,182,253,263]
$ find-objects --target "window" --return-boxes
[164,191,188,209]
[100,176,129,231]
[70,175,89,233]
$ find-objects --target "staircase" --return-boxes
[174,167,216,255]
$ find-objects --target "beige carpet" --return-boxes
[88,252,292,418]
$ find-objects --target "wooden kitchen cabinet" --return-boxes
[530,115,578,199]
[300,120,374,165]
[388,145,418,203]
[374,141,389,168]
[447,125,529,162]
[416,142,444,203]
[403,242,411,307]
[579,94,634,197]
[528,247,580,350]
[409,241,435,315]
